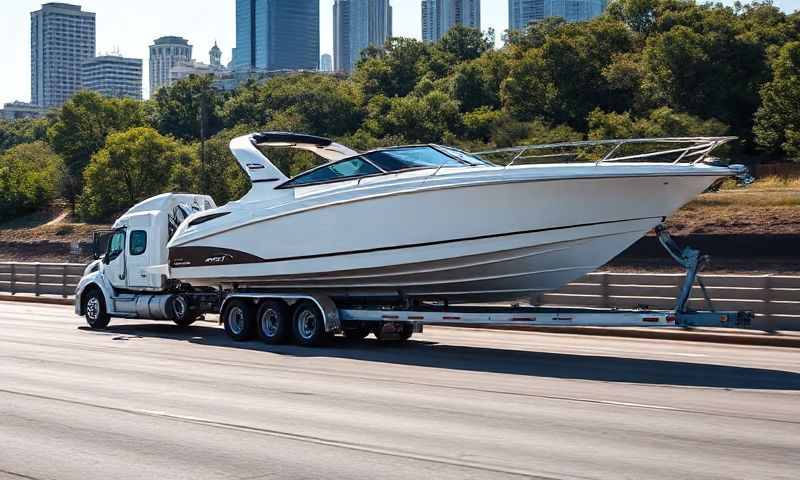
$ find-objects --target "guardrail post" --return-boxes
[763,275,775,332]
[601,273,609,309]
[34,263,40,297]
[10,263,16,295]
[62,265,69,298]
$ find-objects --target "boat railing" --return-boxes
[472,136,738,168]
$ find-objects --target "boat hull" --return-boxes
[169,171,724,303]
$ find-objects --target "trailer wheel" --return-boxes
[292,301,330,347]
[257,300,290,344]
[171,295,196,327]
[83,288,110,330]
[343,326,372,340]
[374,323,414,342]
[223,299,256,341]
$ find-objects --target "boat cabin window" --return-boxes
[283,158,381,187]
[364,147,464,172]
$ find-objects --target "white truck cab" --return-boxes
[75,193,215,328]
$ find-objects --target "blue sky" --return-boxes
[1,0,797,104]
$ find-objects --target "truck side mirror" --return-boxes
[93,230,114,261]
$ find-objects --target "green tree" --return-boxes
[48,91,147,172]
[0,118,49,154]
[78,127,195,220]
[151,75,225,142]
[436,25,494,64]
[588,107,728,139]
[0,142,64,222]
[365,91,462,143]
[451,50,510,112]
[754,41,800,160]
[354,38,430,99]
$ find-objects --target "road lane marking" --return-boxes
[0,388,576,480]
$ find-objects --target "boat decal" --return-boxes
[169,216,660,268]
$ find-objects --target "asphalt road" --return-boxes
[1,302,799,480]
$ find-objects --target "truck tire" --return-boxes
[292,301,330,347]
[83,288,110,330]
[223,299,256,341]
[257,300,290,344]
[170,295,196,327]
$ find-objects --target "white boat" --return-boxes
[166,132,742,303]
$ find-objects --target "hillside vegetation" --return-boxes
[0,0,798,223]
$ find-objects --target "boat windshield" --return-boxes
[363,147,464,171]
[279,145,481,189]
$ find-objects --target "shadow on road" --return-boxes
[86,323,800,391]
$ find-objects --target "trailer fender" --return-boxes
[220,293,341,333]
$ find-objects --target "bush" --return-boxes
[0,142,64,222]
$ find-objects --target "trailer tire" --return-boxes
[257,300,290,344]
[223,299,256,341]
[374,323,414,342]
[292,301,330,347]
[83,288,110,330]
[343,326,372,340]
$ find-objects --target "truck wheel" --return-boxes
[83,288,110,330]
[257,300,290,344]
[223,299,256,341]
[343,326,372,340]
[292,301,330,347]
[171,295,196,327]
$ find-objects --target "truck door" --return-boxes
[104,229,128,290]
[126,228,158,289]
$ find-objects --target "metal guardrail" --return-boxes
[533,272,800,331]
[1,262,798,331]
[0,262,85,298]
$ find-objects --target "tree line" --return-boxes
[1,0,798,222]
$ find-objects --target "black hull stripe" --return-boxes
[170,216,661,268]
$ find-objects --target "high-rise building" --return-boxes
[149,36,192,94]
[545,0,606,22]
[421,0,480,43]
[31,3,96,108]
[509,0,606,30]
[320,53,333,72]
[0,102,47,121]
[210,42,223,67]
[169,43,229,84]
[233,0,320,72]
[81,55,143,100]
[334,0,392,73]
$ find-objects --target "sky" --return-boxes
[1,0,798,105]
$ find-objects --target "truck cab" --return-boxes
[75,193,215,328]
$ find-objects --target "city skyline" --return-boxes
[0,0,795,105]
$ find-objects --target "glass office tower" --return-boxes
[234,0,319,71]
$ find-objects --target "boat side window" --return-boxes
[364,147,464,172]
[283,158,381,187]
[129,230,147,256]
